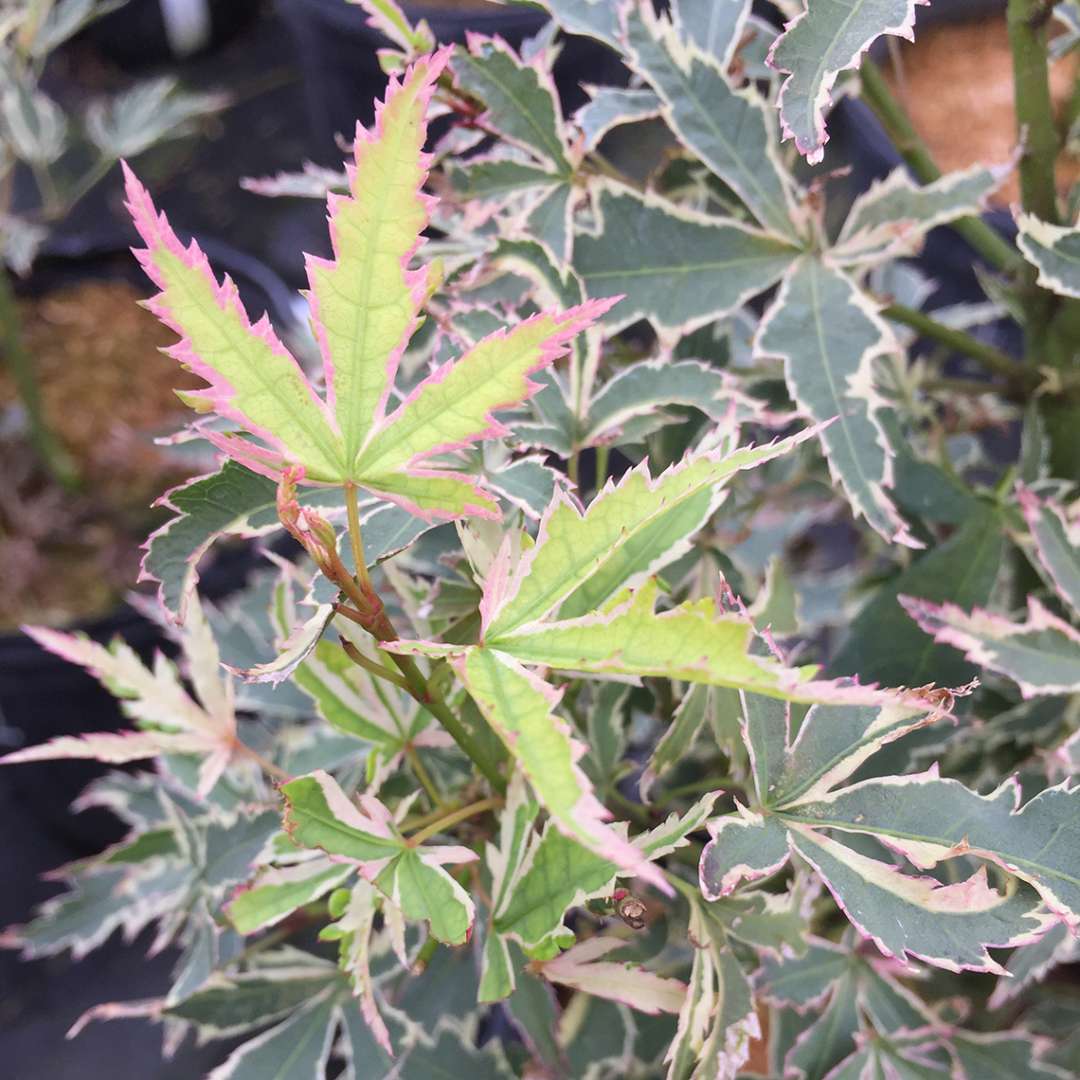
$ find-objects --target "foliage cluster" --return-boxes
[5,1,1080,1077]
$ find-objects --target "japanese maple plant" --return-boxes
[5,1,1080,1077]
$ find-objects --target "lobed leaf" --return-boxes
[454,648,668,893]
[672,0,752,68]
[574,184,799,337]
[621,1,799,239]
[756,257,917,545]
[281,770,476,945]
[485,428,819,638]
[901,596,1080,698]
[769,0,926,163]
[306,48,448,466]
[227,860,353,935]
[451,34,570,173]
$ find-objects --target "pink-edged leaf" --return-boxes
[0,730,210,766]
[901,595,1080,698]
[123,164,345,482]
[537,936,686,1014]
[699,804,791,900]
[345,0,434,53]
[788,826,1048,974]
[307,48,449,466]
[354,299,618,509]
[769,0,927,164]
[1018,483,1080,613]
[454,647,672,895]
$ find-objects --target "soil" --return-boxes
[0,279,201,630]
[882,17,1080,207]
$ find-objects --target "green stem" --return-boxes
[0,266,78,487]
[1007,0,1061,226]
[859,60,1021,273]
[338,636,410,691]
[406,795,501,846]
[882,303,1031,386]
[405,744,444,809]
[344,483,375,594]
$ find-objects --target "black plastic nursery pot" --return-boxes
[277,0,627,162]
[0,244,296,852]
[81,0,265,69]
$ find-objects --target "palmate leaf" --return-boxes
[389,432,887,894]
[574,183,799,338]
[901,596,1080,698]
[756,256,918,545]
[672,0,752,68]
[125,51,608,521]
[699,692,1068,973]
[1,596,237,795]
[621,0,799,240]
[281,770,477,946]
[769,0,926,164]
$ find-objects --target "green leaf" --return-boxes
[770,0,924,163]
[583,358,763,448]
[574,184,799,336]
[454,648,667,891]
[640,682,714,796]
[673,0,752,67]
[165,964,339,1037]
[529,0,621,48]
[484,429,818,638]
[1,83,66,164]
[448,157,559,199]
[487,578,819,697]
[788,827,1046,973]
[833,164,1004,265]
[623,2,798,239]
[309,49,449,465]
[574,86,661,151]
[525,180,574,262]
[1019,484,1080,611]
[451,36,570,172]
[699,806,790,898]
[347,0,434,52]
[281,770,477,944]
[227,860,353,934]
[756,256,915,545]
[830,501,1004,688]
[782,771,1080,927]
[951,1031,1075,1079]
[1016,212,1080,298]
[901,596,1080,699]
[206,988,338,1080]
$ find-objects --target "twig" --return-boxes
[406,795,502,847]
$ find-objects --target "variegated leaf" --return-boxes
[833,164,1006,265]
[451,34,571,173]
[575,183,799,337]
[452,648,669,893]
[770,0,926,163]
[3,597,237,795]
[484,429,819,637]
[1016,212,1080,297]
[347,0,434,53]
[574,85,662,151]
[227,859,354,935]
[536,936,686,1014]
[756,256,917,545]
[621,1,799,239]
[1018,484,1080,612]
[673,0,753,68]
[281,770,477,945]
[902,596,1080,698]
[782,770,1080,926]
